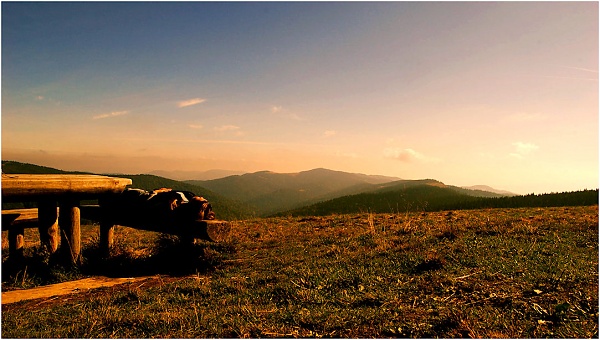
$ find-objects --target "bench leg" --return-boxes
[59,200,81,265]
[8,224,25,260]
[38,200,59,254]
[100,221,115,257]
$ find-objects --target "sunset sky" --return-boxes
[2,2,598,194]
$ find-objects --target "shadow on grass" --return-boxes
[82,235,236,278]
[2,236,236,289]
[2,248,84,289]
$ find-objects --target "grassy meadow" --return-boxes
[2,205,598,338]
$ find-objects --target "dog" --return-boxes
[107,188,215,226]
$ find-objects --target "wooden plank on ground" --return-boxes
[1,275,161,305]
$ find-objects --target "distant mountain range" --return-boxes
[187,168,403,216]
[186,169,524,216]
[461,185,516,196]
[5,160,593,220]
[150,169,246,181]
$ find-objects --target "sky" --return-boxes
[2,2,598,194]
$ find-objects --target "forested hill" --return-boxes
[440,189,599,211]
[276,185,599,217]
[187,168,402,216]
[1,161,87,174]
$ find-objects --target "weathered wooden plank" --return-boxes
[1,208,42,226]
[1,174,132,199]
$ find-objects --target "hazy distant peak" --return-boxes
[150,169,246,181]
[462,185,517,196]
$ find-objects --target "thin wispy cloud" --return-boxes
[324,130,337,137]
[188,124,204,129]
[557,65,599,73]
[270,105,303,121]
[214,125,241,132]
[33,95,62,105]
[287,113,303,121]
[513,142,539,154]
[544,75,598,81]
[544,65,599,81]
[214,125,244,136]
[384,148,422,162]
[177,98,206,108]
[510,141,539,159]
[92,110,129,120]
[383,147,440,163]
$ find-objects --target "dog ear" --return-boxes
[191,196,208,203]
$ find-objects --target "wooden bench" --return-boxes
[2,174,133,264]
[2,206,229,258]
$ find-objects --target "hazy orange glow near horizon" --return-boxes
[2,2,598,194]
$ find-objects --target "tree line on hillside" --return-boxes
[277,187,599,217]
[438,189,599,211]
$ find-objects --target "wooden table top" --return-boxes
[1,174,132,200]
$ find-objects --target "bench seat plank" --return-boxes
[2,208,47,228]
[1,174,132,200]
